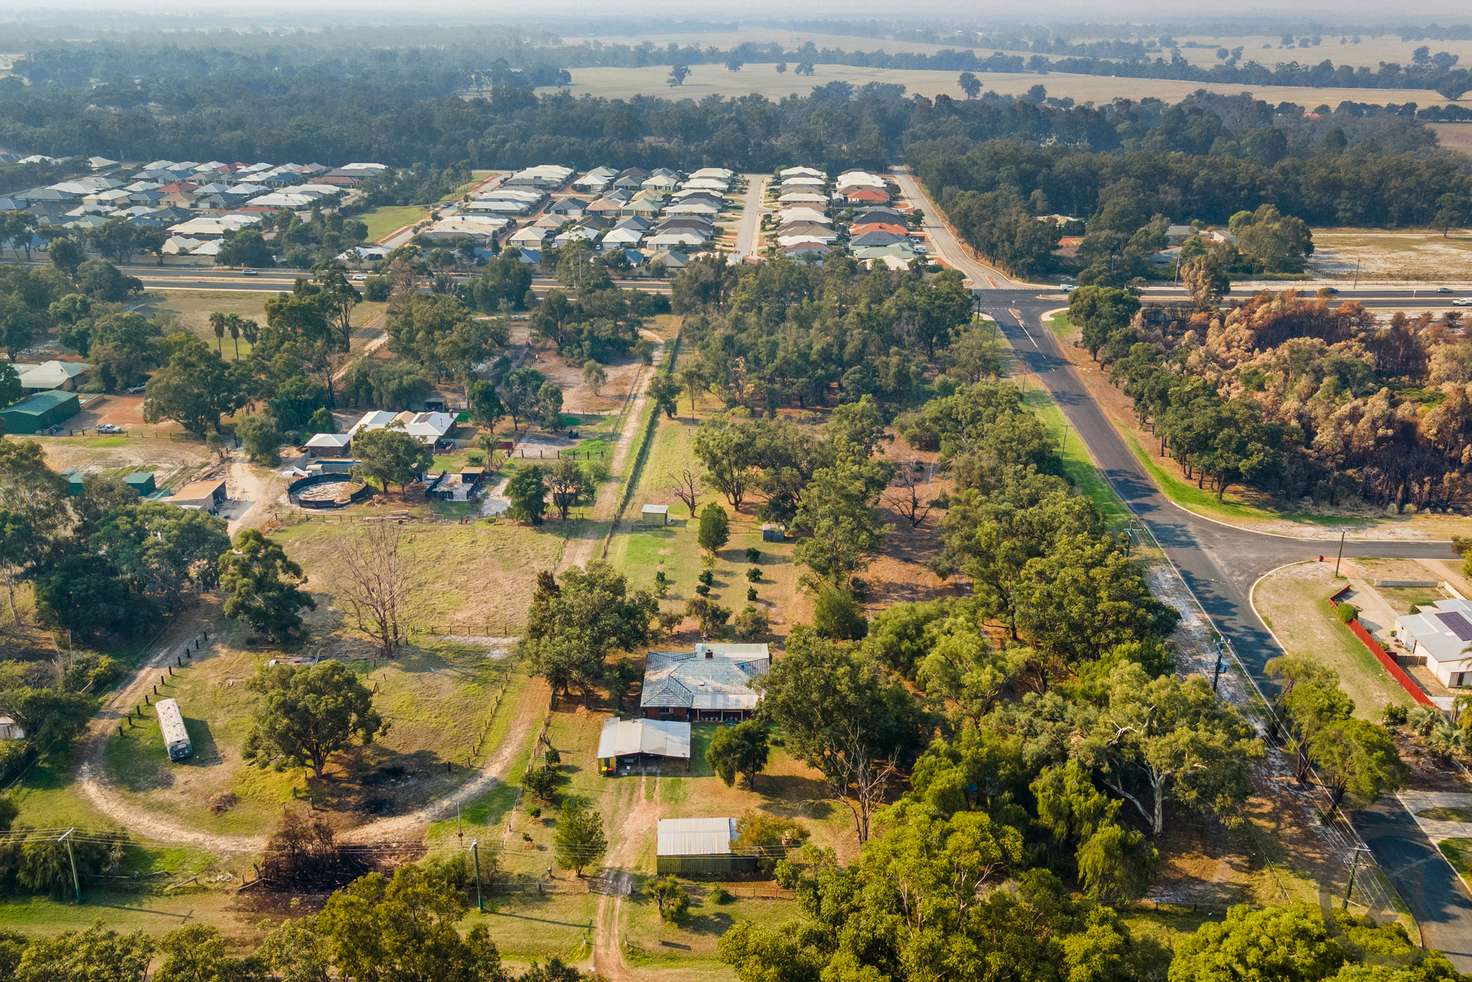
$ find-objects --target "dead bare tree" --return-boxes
[334,521,419,659]
[823,720,898,845]
[671,467,702,516]
[884,461,933,528]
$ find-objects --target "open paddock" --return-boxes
[544,63,1461,108]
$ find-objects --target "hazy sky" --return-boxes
[4,0,1472,20]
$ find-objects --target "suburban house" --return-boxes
[655,818,757,877]
[573,166,619,193]
[842,187,890,206]
[777,207,831,226]
[640,642,770,722]
[1396,599,1472,687]
[779,166,825,180]
[596,717,691,775]
[505,164,574,190]
[349,409,456,447]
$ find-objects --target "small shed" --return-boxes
[656,817,757,877]
[761,524,785,542]
[166,478,228,513]
[0,390,80,435]
[304,432,352,457]
[641,503,669,527]
[64,471,88,496]
[0,715,26,741]
[124,471,157,496]
[597,718,691,775]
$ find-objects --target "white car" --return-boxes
[1454,297,1472,307]
[350,273,367,282]
[96,423,124,434]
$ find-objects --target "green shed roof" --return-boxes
[4,389,77,415]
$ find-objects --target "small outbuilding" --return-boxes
[0,390,80,434]
[124,471,157,496]
[597,717,691,775]
[641,503,669,526]
[761,524,785,542]
[166,478,228,513]
[304,432,352,457]
[655,817,756,877]
[0,715,26,741]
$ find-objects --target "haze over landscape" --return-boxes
[5,5,1472,981]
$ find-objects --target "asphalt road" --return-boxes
[985,298,1472,969]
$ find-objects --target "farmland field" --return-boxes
[545,63,1461,108]
[1432,123,1472,156]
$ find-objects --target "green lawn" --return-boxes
[1441,839,1472,887]
[1119,426,1361,528]
[361,204,432,242]
[1019,387,1130,526]
[1045,310,1079,344]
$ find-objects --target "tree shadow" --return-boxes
[756,775,834,820]
[301,747,447,817]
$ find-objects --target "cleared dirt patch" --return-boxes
[1309,229,1472,282]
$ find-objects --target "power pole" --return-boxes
[1333,529,1347,578]
[1212,636,1227,693]
[1344,845,1369,910]
[60,828,81,904]
[470,840,484,912]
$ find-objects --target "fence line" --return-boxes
[1328,587,1436,708]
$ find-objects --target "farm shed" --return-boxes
[166,478,227,513]
[124,472,156,496]
[655,818,756,877]
[597,718,691,775]
[0,715,26,740]
[641,504,669,526]
[155,698,192,761]
[0,390,80,434]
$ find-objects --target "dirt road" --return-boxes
[590,775,664,980]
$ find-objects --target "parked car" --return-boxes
[97,423,124,434]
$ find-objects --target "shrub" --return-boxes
[733,604,769,641]
[544,747,561,766]
[695,583,711,597]
[747,586,759,602]
[1383,705,1409,728]
[746,567,762,583]
[745,547,761,563]
[698,569,715,586]
[648,875,690,923]
[813,583,868,640]
[1336,603,1360,624]
[709,886,732,904]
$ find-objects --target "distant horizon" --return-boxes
[3,4,1472,29]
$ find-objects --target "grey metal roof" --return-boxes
[640,644,769,712]
[656,817,735,857]
[596,718,691,760]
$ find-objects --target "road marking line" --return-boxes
[1010,307,1037,348]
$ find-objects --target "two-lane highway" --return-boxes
[895,158,1472,967]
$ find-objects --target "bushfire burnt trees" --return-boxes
[518,563,657,704]
[243,660,385,780]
